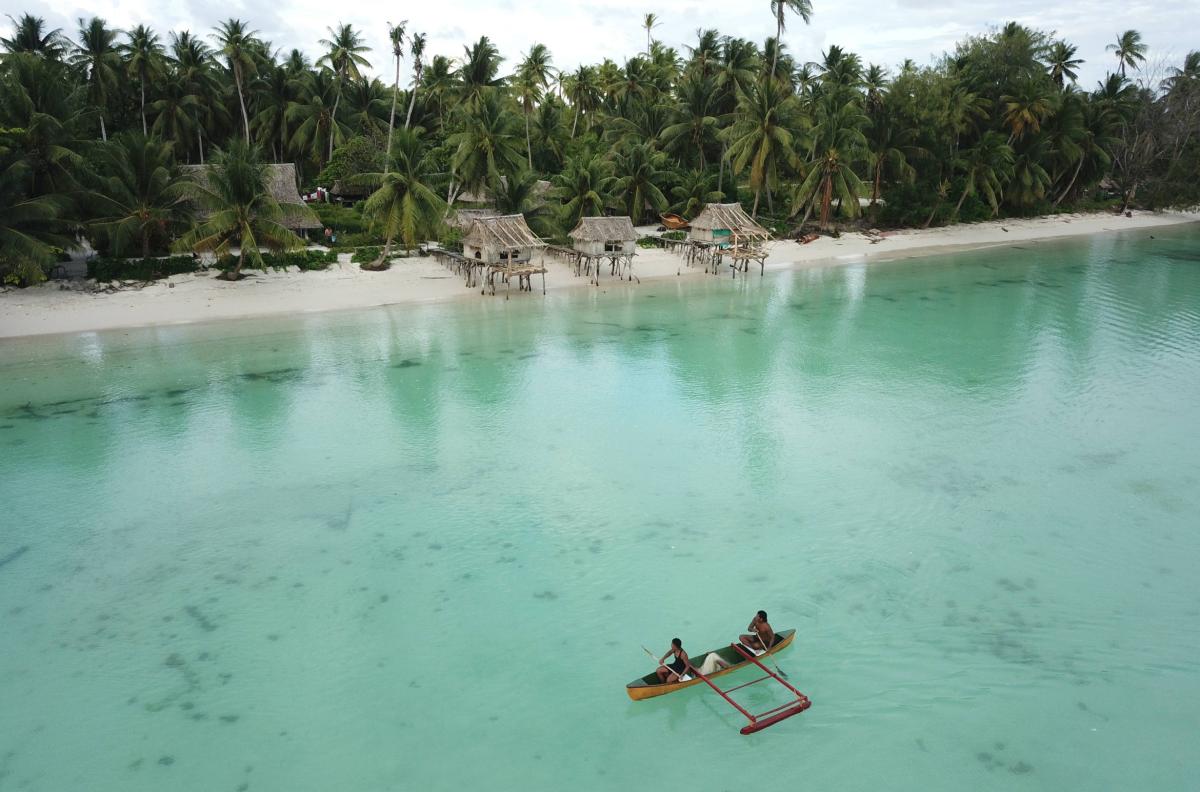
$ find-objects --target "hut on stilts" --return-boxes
[687,203,771,276]
[462,214,548,296]
[567,216,639,283]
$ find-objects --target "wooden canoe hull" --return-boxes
[626,629,796,701]
[660,213,690,230]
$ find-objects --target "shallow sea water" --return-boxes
[1,226,1199,791]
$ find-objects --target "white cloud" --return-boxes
[27,0,1197,88]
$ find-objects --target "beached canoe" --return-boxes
[626,629,796,701]
[660,213,690,230]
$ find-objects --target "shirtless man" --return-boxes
[739,610,775,652]
[655,638,693,683]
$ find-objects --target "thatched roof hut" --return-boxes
[688,203,769,243]
[182,163,321,231]
[462,214,546,265]
[569,216,638,256]
[330,179,371,202]
[449,208,501,230]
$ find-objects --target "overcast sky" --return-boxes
[25,0,1198,88]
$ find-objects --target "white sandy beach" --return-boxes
[1,210,1196,340]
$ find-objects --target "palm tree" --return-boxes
[121,25,164,135]
[1163,50,1200,92]
[353,128,445,266]
[724,77,802,217]
[170,31,220,162]
[174,140,304,279]
[1046,41,1082,89]
[564,65,600,136]
[554,152,611,228]
[92,132,190,258]
[384,21,406,174]
[252,64,302,162]
[343,78,389,137]
[446,90,524,202]
[457,36,505,109]
[404,33,426,130]
[492,169,554,237]
[1000,82,1053,143]
[151,73,202,159]
[1107,30,1147,79]
[866,110,923,206]
[1,14,66,58]
[670,170,723,217]
[530,97,569,171]
[661,72,719,169]
[288,70,349,170]
[0,133,72,285]
[70,17,121,141]
[607,142,670,223]
[643,13,659,56]
[516,43,553,168]
[791,97,867,229]
[316,23,371,161]
[1006,137,1052,208]
[952,131,1014,220]
[212,19,260,143]
[768,0,813,80]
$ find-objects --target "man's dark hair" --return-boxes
[672,637,682,648]
[757,610,768,621]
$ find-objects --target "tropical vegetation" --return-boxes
[2,10,1198,286]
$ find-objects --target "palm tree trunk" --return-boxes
[140,80,148,135]
[571,105,579,138]
[197,127,204,165]
[525,108,533,168]
[386,55,400,175]
[953,182,971,222]
[232,248,246,280]
[872,160,883,205]
[1054,156,1084,207]
[717,141,726,194]
[771,14,783,79]
[235,66,250,144]
[404,81,419,129]
[752,185,761,218]
[329,79,343,163]
[820,175,833,230]
[100,115,107,142]
[143,228,150,259]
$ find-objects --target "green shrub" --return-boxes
[636,236,660,248]
[329,231,382,248]
[350,246,383,264]
[311,202,369,235]
[88,255,201,282]
[661,230,686,240]
[212,249,338,273]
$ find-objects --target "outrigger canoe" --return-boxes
[626,629,796,701]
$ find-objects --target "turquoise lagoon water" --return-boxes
[2,226,1199,791]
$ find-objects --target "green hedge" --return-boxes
[215,249,339,272]
[88,255,201,282]
[350,246,383,264]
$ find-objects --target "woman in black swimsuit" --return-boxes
[656,638,691,683]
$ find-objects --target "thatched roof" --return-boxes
[463,214,546,249]
[690,203,769,238]
[181,163,321,230]
[456,179,553,205]
[449,208,501,230]
[569,216,638,242]
[331,179,371,199]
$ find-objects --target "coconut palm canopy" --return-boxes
[462,214,545,250]
[690,203,770,238]
[568,215,637,242]
[181,163,321,229]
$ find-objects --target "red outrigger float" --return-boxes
[629,632,811,735]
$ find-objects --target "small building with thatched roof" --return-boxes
[182,163,321,234]
[688,203,769,246]
[462,214,545,265]
[569,216,638,256]
[449,208,501,231]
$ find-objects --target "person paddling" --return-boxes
[739,610,775,653]
[655,638,693,683]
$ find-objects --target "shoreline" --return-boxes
[1,210,1196,341]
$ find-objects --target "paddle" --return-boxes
[642,645,695,681]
